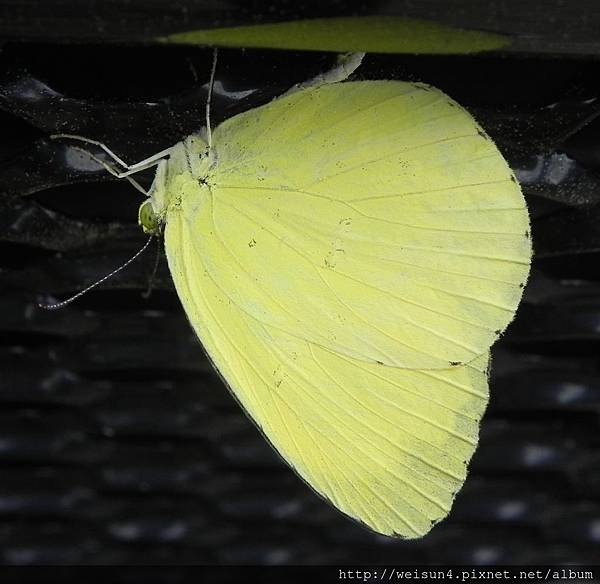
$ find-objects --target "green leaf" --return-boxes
[159,16,510,54]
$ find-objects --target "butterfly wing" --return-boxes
[196,81,530,370]
[162,80,530,537]
[166,207,490,537]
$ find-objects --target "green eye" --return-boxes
[138,200,161,235]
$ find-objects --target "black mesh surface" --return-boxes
[0,37,599,565]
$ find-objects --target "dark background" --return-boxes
[0,0,599,566]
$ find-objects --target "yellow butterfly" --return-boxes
[62,53,531,538]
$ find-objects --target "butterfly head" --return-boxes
[138,134,212,236]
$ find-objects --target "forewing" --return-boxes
[165,211,490,538]
[202,81,530,369]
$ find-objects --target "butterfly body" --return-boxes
[139,80,531,537]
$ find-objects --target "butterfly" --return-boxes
[55,52,531,538]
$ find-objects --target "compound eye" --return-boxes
[138,200,161,235]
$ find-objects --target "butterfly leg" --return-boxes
[51,133,176,176]
[63,144,150,195]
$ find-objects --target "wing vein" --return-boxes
[308,345,476,450]
[330,347,485,418]
[219,197,476,360]
[303,134,479,189]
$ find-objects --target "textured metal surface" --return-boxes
[0,40,599,565]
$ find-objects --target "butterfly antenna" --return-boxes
[141,236,163,299]
[206,47,218,150]
[38,235,155,311]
